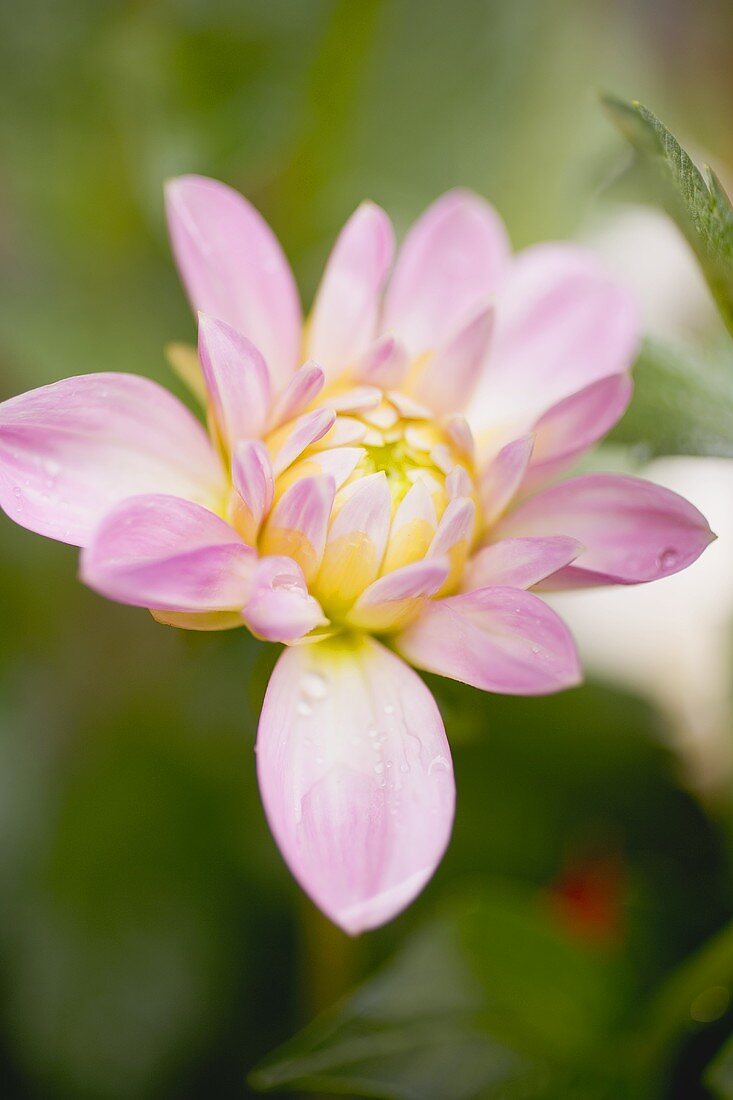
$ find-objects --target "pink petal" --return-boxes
[268,362,325,430]
[348,559,450,632]
[243,556,326,643]
[522,373,633,491]
[302,446,365,488]
[317,473,392,611]
[231,440,274,540]
[261,476,335,582]
[468,243,639,440]
[198,314,271,445]
[0,373,226,546]
[383,189,510,354]
[80,494,254,612]
[355,335,409,388]
[428,497,475,558]
[478,434,534,526]
[412,306,494,415]
[256,637,455,933]
[498,473,715,586]
[329,472,391,559]
[272,408,336,475]
[165,175,301,390]
[308,203,395,377]
[464,536,583,590]
[397,587,581,695]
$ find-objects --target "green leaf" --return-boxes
[608,338,733,458]
[602,96,733,336]
[708,1033,733,1098]
[250,884,630,1099]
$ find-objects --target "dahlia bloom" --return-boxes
[0,178,714,933]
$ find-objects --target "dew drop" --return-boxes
[658,547,679,571]
[384,703,395,716]
[428,754,451,776]
[400,763,410,774]
[296,700,313,717]
[301,671,328,700]
[374,762,384,774]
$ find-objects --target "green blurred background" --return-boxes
[1,2,733,1098]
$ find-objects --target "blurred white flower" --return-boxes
[556,205,733,789]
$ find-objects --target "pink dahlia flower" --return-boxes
[0,178,714,933]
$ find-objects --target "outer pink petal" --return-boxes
[397,587,581,695]
[467,243,639,440]
[165,175,301,390]
[80,494,254,612]
[243,556,326,642]
[308,203,395,377]
[197,314,271,444]
[383,189,510,354]
[464,536,583,590]
[498,473,715,586]
[412,306,494,415]
[521,374,633,492]
[256,636,455,933]
[0,373,226,546]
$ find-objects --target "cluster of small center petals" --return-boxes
[250,382,479,634]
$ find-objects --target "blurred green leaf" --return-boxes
[608,338,733,457]
[250,884,630,1099]
[629,918,733,1097]
[602,97,733,336]
[708,1033,733,1098]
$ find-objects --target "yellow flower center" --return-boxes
[256,391,479,632]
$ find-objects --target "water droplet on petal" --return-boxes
[384,703,395,715]
[296,700,313,717]
[428,754,451,776]
[301,671,328,700]
[658,547,679,571]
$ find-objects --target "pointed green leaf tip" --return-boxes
[602,94,733,338]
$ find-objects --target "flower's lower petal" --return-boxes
[467,243,639,441]
[464,536,583,590]
[383,189,510,355]
[0,373,226,546]
[80,494,254,612]
[498,473,715,586]
[165,175,302,390]
[198,314,271,445]
[307,203,395,378]
[256,636,455,933]
[151,609,245,631]
[243,556,326,643]
[397,586,581,695]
